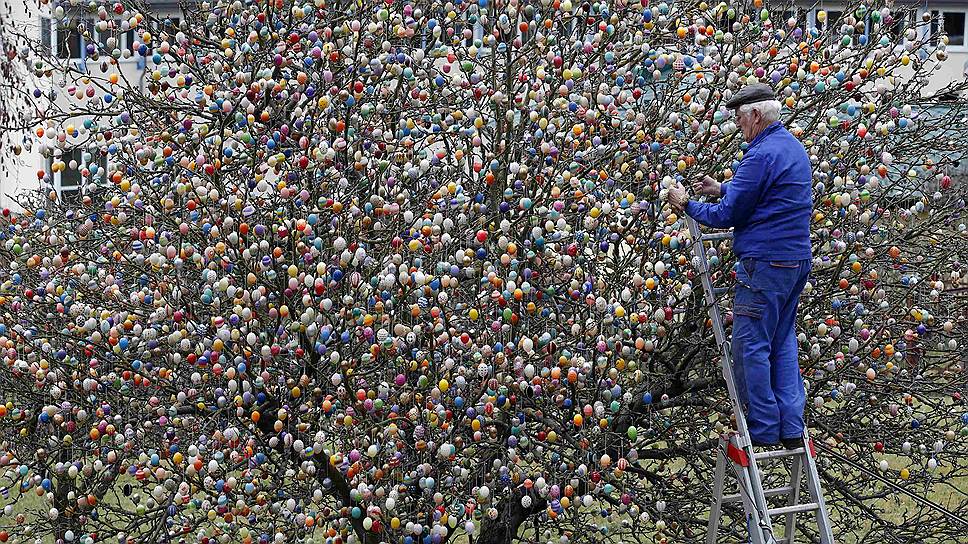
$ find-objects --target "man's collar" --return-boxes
[748,121,782,149]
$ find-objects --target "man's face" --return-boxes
[735,108,761,141]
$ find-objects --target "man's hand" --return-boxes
[692,175,722,197]
[668,183,688,212]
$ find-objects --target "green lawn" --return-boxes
[1,450,963,543]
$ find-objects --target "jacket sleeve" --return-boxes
[720,182,729,197]
[685,151,769,229]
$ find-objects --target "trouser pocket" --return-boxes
[734,300,765,319]
[754,259,807,293]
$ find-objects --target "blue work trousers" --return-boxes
[731,257,811,443]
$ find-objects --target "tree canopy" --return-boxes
[0,0,967,543]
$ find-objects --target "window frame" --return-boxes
[930,9,968,51]
[806,7,846,44]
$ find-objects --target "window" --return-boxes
[90,26,110,50]
[932,11,966,46]
[808,9,844,44]
[124,28,136,53]
[886,10,908,40]
[60,186,82,204]
[57,24,82,59]
[40,17,52,54]
[47,148,107,202]
[518,15,536,45]
[779,8,806,28]
[55,19,110,60]
[473,22,484,45]
[825,10,843,34]
[160,17,180,39]
[54,148,83,200]
[453,11,476,48]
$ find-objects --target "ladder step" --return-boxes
[700,232,733,241]
[712,287,730,296]
[768,502,819,517]
[723,485,794,503]
[753,447,806,461]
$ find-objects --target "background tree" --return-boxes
[0,0,966,544]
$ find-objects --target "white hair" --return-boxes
[739,99,782,122]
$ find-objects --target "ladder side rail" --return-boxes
[783,454,804,542]
[685,216,752,441]
[706,440,729,544]
[687,216,777,543]
[801,434,836,544]
[732,455,775,544]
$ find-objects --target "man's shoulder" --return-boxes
[764,124,802,145]
[760,126,808,157]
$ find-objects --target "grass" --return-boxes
[1,452,964,543]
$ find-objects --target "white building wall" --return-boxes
[0,3,180,210]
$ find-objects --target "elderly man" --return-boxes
[669,84,814,449]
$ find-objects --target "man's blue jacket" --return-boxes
[686,121,813,260]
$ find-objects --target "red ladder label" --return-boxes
[727,441,749,467]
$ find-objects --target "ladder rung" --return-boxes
[754,447,805,461]
[768,502,819,517]
[700,232,733,241]
[722,485,794,503]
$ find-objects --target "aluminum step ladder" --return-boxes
[685,215,835,544]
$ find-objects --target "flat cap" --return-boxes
[724,83,776,109]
